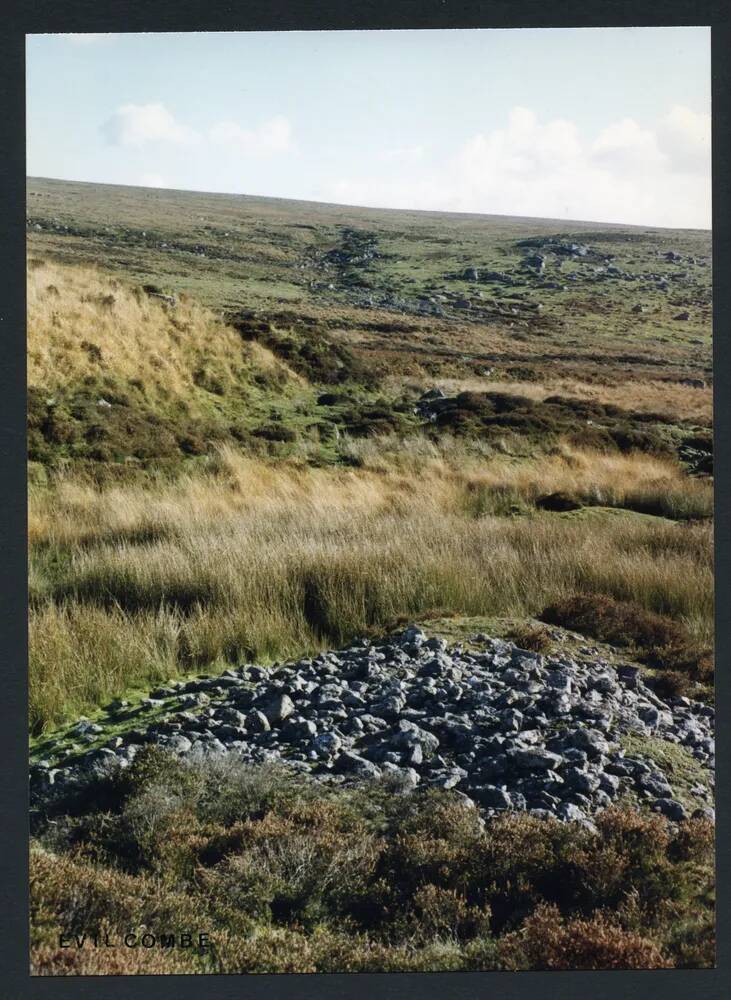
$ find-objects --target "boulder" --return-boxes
[260,694,295,725]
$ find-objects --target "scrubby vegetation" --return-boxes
[27,179,714,973]
[30,751,714,974]
[429,390,677,457]
[541,593,714,699]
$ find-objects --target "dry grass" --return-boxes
[29,445,713,730]
[396,376,712,426]
[29,438,712,548]
[337,435,712,520]
[27,259,298,411]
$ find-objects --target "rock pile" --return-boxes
[31,629,714,827]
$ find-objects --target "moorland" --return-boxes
[27,176,714,973]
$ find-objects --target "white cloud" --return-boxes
[102,103,200,147]
[328,105,711,228]
[591,118,666,171]
[656,105,711,172]
[208,115,293,155]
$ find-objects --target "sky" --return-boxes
[26,28,711,228]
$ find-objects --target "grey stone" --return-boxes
[246,709,271,733]
[333,751,381,779]
[370,695,406,718]
[566,728,610,757]
[260,694,295,725]
[639,774,673,798]
[691,806,715,822]
[563,767,600,795]
[599,772,621,795]
[312,732,342,756]
[652,798,687,822]
[475,785,512,809]
[164,734,193,754]
[557,802,587,823]
[546,670,572,692]
[31,626,714,830]
[392,719,440,757]
[509,748,562,772]
[281,718,317,742]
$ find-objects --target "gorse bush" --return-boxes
[30,754,715,974]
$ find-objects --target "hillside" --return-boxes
[27,178,712,477]
[27,259,309,471]
[27,178,715,974]
[28,176,711,389]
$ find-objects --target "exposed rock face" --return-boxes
[31,629,714,829]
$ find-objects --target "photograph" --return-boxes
[25,26,714,975]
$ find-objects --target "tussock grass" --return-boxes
[29,445,713,730]
[30,604,182,731]
[338,435,712,520]
[418,377,712,426]
[28,259,297,409]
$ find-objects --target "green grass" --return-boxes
[620,733,714,815]
[27,177,711,390]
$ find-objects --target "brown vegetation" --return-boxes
[420,376,712,427]
[29,752,715,974]
[540,593,713,695]
[29,446,712,730]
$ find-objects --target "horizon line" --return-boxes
[26,175,713,234]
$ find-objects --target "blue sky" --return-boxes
[26,28,711,227]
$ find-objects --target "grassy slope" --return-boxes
[26,179,714,730]
[27,176,712,388]
[27,179,715,973]
[27,259,329,472]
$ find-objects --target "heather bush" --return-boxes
[30,756,715,973]
[498,903,672,970]
[541,592,713,693]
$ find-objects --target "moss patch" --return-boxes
[620,733,713,814]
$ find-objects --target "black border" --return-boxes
[2,3,729,997]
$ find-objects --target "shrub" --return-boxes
[499,903,672,970]
[507,623,553,654]
[540,592,713,687]
[251,423,297,443]
[30,756,715,974]
[535,491,582,511]
[541,592,684,648]
[650,670,693,700]
[409,885,492,942]
[116,745,201,804]
[317,392,349,406]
